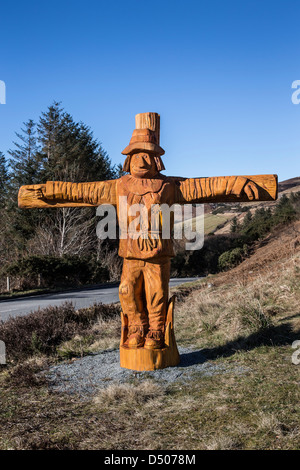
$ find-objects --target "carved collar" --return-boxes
[119,174,167,196]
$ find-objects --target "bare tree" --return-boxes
[96,238,123,281]
[27,207,97,257]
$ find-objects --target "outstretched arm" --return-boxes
[18,180,117,208]
[174,174,278,204]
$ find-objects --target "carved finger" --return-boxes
[248,181,259,200]
[244,184,254,200]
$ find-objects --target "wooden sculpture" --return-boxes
[18,112,278,371]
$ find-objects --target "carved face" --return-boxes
[129,152,158,178]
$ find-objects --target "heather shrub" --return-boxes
[0,301,120,362]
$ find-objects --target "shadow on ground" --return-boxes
[180,321,300,366]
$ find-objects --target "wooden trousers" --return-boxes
[119,258,170,331]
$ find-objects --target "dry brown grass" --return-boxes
[94,381,164,408]
[57,316,121,358]
[175,251,300,350]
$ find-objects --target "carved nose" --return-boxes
[139,157,149,168]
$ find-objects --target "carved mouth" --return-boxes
[132,167,150,173]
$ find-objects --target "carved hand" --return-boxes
[23,184,47,200]
[243,180,259,200]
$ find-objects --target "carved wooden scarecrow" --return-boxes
[19,112,278,370]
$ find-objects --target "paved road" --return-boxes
[0,278,200,322]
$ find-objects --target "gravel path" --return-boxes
[47,347,250,397]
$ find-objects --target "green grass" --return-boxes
[203,213,233,234]
[0,287,52,300]
[174,213,233,236]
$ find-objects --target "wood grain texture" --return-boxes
[178,174,278,204]
[135,112,160,146]
[120,296,180,371]
[122,112,164,156]
[246,174,278,198]
[18,174,278,209]
[18,180,117,208]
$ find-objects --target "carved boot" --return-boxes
[124,326,146,349]
[144,329,165,350]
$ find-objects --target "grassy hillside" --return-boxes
[215,176,300,235]
[0,219,299,450]
[174,212,235,235]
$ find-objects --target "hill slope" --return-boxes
[214,176,300,234]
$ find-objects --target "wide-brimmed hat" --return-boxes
[121,128,165,156]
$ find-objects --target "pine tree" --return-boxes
[37,102,64,179]
[230,216,240,233]
[37,102,116,182]
[8,119,40,188]
[32,102,117,257]
[274,194,296,224]
[0,152,9,206]
[242,210,252,230]
[6,120,42,243]
[2,102,119,269]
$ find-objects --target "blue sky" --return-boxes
[0,0,299,181]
